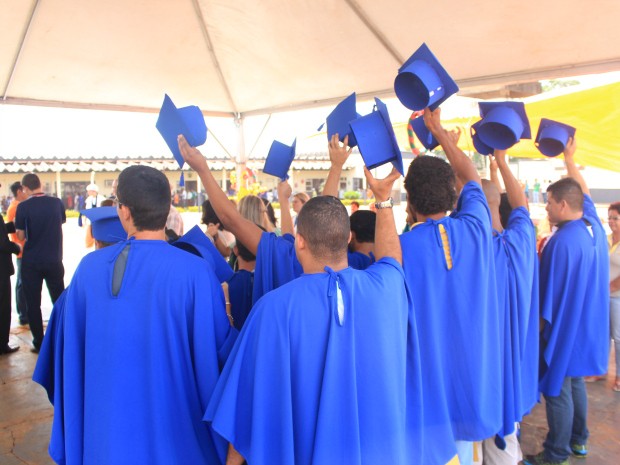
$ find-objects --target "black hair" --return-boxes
[349,210,376,243]
[21,173,41,190]
[202,200,223,230]
[116,165,170,231]
[404,155,457,215]
[297,196,349,261]
[10,182,22,196]
[499,193,512,229]
[547,177,583,212]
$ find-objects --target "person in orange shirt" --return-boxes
[7,182,28,326]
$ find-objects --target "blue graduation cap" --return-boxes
[156,94,207,169]
[470,121,493,156]
[476,101,531,150]
[349,98,404,175]
[263,139,296,180]
[394,43,459,111]
[172,225,234,283]
[411,115,439,151]
[535,118,576,157]
[325,92,360,147]
[80,207,126,244]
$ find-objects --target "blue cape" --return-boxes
[401,182,502,453]
[227,269,254,331]
[539,195,610,395]
[33,240,236,464]
[206,258,424,464]
[492,207,540,437]
[253,232,302,304]
[347,250,376,270]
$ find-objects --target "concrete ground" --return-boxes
[1,211,618,464]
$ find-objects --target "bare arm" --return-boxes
[424,108,480,184]
[364,167,402,264]
[178,135,262,255]
[225,444,245,465]
[494,149,527,209]
[16,230,26,242]
[489,157,502,192]
[277,180,294,236]
[207,223,231,257]
[322,134,352,197]
[611,275,620,294]
[563,137,589,196]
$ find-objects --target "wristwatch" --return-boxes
[374,197,394,209]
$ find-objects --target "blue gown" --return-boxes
[400,182,502,459]
[347,250,375,270]
[227,269,254,330]
[491,207,539,437]
[205,258,424,465]
[539,195,610,396]
[33,239,236,465]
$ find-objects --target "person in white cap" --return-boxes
[85,183,106,209]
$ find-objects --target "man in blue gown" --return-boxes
[204,167,425,465]
[400,109,503,465]
[33,166,235,465]
[479,150,539,464]
[525,139,609,465]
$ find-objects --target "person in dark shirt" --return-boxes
[0,211,21,354]
[15,173,66,353]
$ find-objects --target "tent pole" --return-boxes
[235,113,246,197]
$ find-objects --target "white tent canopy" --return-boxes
[3,0,620,117]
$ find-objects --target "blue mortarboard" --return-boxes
[394,43,459,111]
[156,94,207,169]
[535,118,576,157]
[173,225,234,283]
[349,98,404,175]
[80,207,126,244]
[476,101,531,150]
[326,92,360,147]
[411,115,439,151]
[263,139,296,180]
[470,121,493,156]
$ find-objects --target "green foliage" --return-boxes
[343,190,361,199]
[541,79,580,92]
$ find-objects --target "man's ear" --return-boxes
[296,233,307,251]
[118,204,132,223]
[349,231,355,244]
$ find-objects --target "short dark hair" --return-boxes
[116,165,170,231]
[609,202,620,215]
[351,201,360,207]
[547,177,583,212]
[202,200,222,229]
[350,210,376,243]
[21,173,41,190]
[499,193,512,229]
[297,196,350,261]
[10,182,22,196]
[404,155,457,216]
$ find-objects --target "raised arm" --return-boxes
[322,134,352,197]
[364,167,402,264]
[562,137,589,196]
[489,156,502,193]
[277,180,294,236]
[494,149,527,209]
[178,135,262,255]
[423,108,481,184]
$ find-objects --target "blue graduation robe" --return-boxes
[205,258,424,465]
[227,269,254,330]
[347,250,375,270]
[400,182,502,456]
[492,207,539,437]
[539,195,609,396]
[34,239,236,465]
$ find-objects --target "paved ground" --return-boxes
[1,210,618,464]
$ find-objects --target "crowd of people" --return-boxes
[0,108,616,465]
